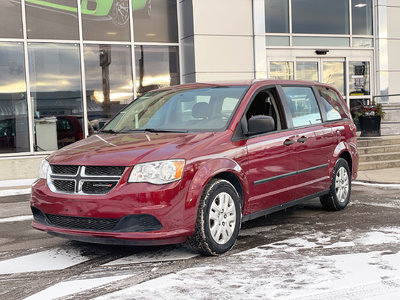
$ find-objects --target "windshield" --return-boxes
[102,86,248,133]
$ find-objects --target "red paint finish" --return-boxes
[31,80,359,246]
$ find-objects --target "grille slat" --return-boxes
[85,166,125,176]
[50,165,125,195]
[51,165,79,175]
[82,181,118,194]
[46,214,119,231]
[53,180,75,193]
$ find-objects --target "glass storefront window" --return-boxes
[25,0,79,40]
[28,43,83,151]
[133,0,178,43]
[135,45,180,96]
[322,61,345,95]
[292,0,349,34]
[0,1,23,38]
[296,61,318,82]
[352,38,373,47]
[352,0,373,35]
[266,36,290,47]
[292,37,350,47]
[82,0,130,41]
[0,43,29,153]
[269,61,294,80]
[84,44,133,131]
[349,61,370,96]
[265,0,289,33]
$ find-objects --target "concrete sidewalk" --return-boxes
[357,168,400,184]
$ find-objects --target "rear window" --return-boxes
[317,86,348,121]
[282,86,322,127]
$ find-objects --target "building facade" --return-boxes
[0,0,399,180]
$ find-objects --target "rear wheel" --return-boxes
[186,179,241,255]
[320,158,351,211]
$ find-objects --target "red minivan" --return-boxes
[31,80,359,255]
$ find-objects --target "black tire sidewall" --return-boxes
[202,180,241,254]
[330,158,351,209]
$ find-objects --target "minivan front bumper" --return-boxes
[30,178,194,245]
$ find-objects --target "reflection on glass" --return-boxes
[25,0,79,39]
[0,1,23,38]
[352,38,373,47]
[84,44,133,131]
[349,61,370,96]
[134,0,178,43]
[352,0,373,35]
[323,62,345,95]
[296,61,318,82]
[135,45,180,96]
[292,37,350,47]
[0,43,29,153]
[265,0,289,33]
[266,36,290,46]
[292,0,349,34]
[82,0,130,41]
[28,43,83,151]
[269,62,293,80]
[350,98,369,118]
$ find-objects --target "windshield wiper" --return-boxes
[100,129,119,134]
[143,128,189,133]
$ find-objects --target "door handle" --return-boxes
[283,139,295,146]
[297,136,308,143]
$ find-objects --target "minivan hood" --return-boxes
[47,132,218,166]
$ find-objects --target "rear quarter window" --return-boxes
[317,86,349,121]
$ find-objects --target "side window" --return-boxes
[316,86,349,121]
[282,86,322,127]
[245,88,283,131]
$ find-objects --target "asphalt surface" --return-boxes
[0,183,399,299]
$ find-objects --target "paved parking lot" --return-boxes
[1,183,400,299]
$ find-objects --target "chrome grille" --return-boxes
[49,165,125,195]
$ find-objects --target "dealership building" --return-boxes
[0,0,399,180]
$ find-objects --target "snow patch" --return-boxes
[104,248,198,266]
[0,215,32,223]
[353,181,400,189]
[25,275,130,300]
[0,248,89,275]
[0,188,31,197]
[0,178,36,188]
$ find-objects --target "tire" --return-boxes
[186,179,241,255]
[111,0,129,26]
[320,158,351,211]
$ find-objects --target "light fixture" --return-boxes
[354,3,367,8]
[315,49,329,55]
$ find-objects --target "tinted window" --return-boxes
[84,44,133,130]
[317,87,348,121]
[133,0,178,43]
[0,1,23,38]
[28,43,83,151]
[292,0,349,34]
[352,0,373,35]
[135,45,180,96]
[265,0,289,33]
[283,87,322,127]
[0,43,29,153]
[25,0,79,39]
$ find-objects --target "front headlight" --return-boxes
[128,160,185,185]
[39,159,50,179]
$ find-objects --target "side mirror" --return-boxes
[246,115,275,135]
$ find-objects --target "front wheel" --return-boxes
[320,158,351,211]
[186,179,241,255]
